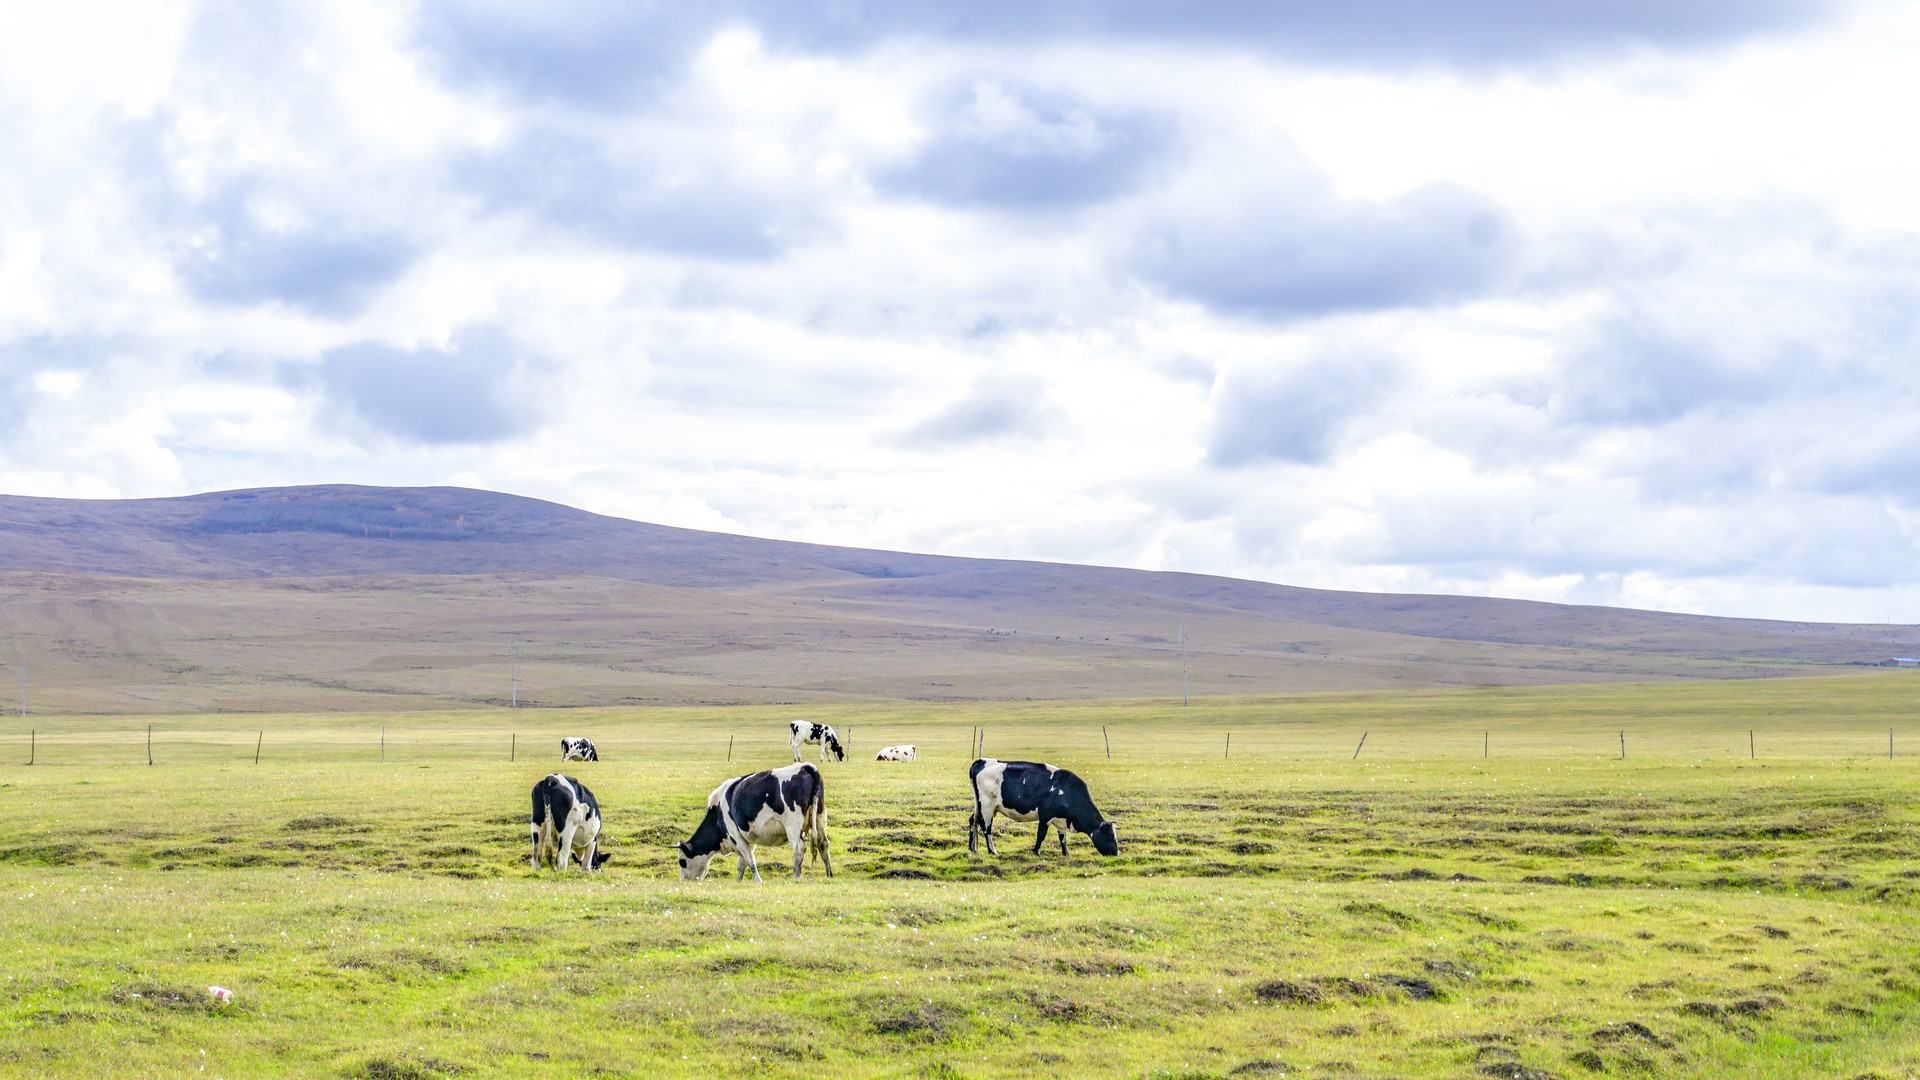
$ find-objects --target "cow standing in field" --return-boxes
[968,758,1119,857]
[676,762,832,882]
[530,773,610,872]
[788,721,846,763]
[874,745,916,762]
[560,737,599,762]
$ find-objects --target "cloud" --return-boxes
[1133,180,1513,321]
[458,126,812,259]
[1208,355,1400,466]
[746,0,1841,65]
[895,375,1057,448]
[168,183,415,315]
[881,82,1172,210]
[1550,320,1767,427]
[312,327,546,446]
[410,0,1844,110]
[411,0,710,109]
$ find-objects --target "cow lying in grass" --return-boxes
[874,744,916,761]
[530,773,610,872]
[968,758,1119,857]
[677,762,832,882]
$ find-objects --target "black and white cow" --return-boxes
[788,721,846,763]
[967,758,1119,858]
[676,762,832,882]
[874,744,916,761]
[530,773,610,872]
[560,737,599,762]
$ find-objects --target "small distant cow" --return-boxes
[530,773,610,872]
[788,721,846,763]
[676,762,832,882]
[560,737,599,762]
[968,758,1119,857]
[874,745,916,762]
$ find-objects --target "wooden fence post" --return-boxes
[254,731,262,765]
[1102,725,1110,760]
[728,735,734,762]
[147,724,152,766]
[1225,732,1231,759]
[1352,732,1368,759]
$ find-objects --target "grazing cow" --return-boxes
[529,773,610,872]
[676,762,832,882]
[874,744,916,762]
[788,720,846,763]
[560,737,599,762]
[967,758,1119,858]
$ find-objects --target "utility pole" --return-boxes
[1178,624,1190,706]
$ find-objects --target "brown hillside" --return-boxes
[0,485,1913,713]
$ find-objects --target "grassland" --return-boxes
[1,673,1918,1078]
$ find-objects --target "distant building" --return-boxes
[1881,658,1920,666]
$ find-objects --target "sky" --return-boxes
[2,0,1918,623]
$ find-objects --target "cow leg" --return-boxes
[1058,825,1069,856]
[1033,817,1051,856]
[791,830,805,879]
[529,823,540,870]
[582,836,598,872]
[735,844,763,883]
[967,811,978,854]
[557,828,576,873]
[983,814,998,856]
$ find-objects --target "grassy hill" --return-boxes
[0,484,1914,712]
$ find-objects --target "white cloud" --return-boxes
[0,0,1916,622]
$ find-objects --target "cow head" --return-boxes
[825,731,846,761]
[676,841,717,880]
[590,850,612,870]
[1091,820,1119,857]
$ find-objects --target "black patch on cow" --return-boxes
[680,764,826,859]
[971,759,1118,857]
[531,774,603,869]
[679,805,730,860]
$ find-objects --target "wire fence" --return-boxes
[4,717,1909,769]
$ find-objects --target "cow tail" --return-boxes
[811,768,831,875]
[967,757,987,852]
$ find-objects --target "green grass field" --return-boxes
[2,674,1917,1078]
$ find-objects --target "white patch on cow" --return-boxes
[685,763,830,883]
[531,774,602,873]
[874,744,916,761]
[973,759,1035,823]
[788,720,845,763]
